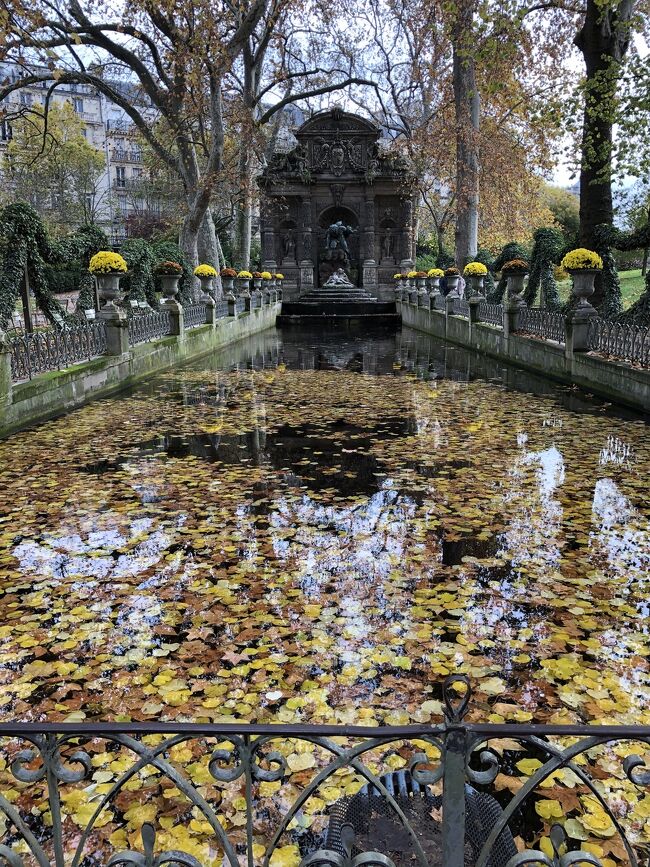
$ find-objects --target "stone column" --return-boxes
[399,198,414,272]
[299,197,314,291]
[0,330,12,411]
[204,296,217,328]
[565,306,597,354]
[162,299,184,339]
[99,307,129,355]
[261,200,277,271]
[468,296,481,342]
[362,194,377,289]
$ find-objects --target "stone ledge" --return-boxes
[399,302,650,413]
[1,305,280,438]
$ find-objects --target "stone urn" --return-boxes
[416,277,427,291]
[160,274,181,303]
[506,273,527,307]
[253,277,262,291]
[428,276,441,296]
[198,276,214,299]
[222,276,235,293]
[95,272,124,311]
[446,275,460,297]
[569,268,599,308]
[236,277,251,296]
[467,275,485,297]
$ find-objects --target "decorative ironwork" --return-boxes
[452,297,470,317]
[127,309,173,345]
[434,294,446,311]
[9,321,107,382]
[478,302,504,327]
[587,318,650,367]
[235,298,246,315]
[517,307,566,344]
[184,304,207,329]
[215,299,230,320]
[0,677,648,867]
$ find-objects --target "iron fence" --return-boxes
[127,309,173,345]
[434,294,446,311]
[235,298,246,315]
[184,304,208,329]
[478,302,504,327]
[588,318,650,367]
[215,299,230,320]
[452,297,470,317]
[0,677,647,867]
[9,321,107,382]
[517,308,566,344]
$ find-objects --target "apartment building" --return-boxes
[0,64,163,244]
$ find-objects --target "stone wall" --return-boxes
[399,301,650,412]
[0,305,280,438]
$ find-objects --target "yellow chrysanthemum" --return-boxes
[89,251,128,275]
[194,264,217,278]
[561,248,603,270]
[237,270,253,279]
[427,268,444,278]
[463,262,488,277]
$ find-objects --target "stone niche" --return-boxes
[258,108,416,301]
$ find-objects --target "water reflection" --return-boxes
[0,324,648,726]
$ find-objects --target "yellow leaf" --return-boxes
[270,844,300,867]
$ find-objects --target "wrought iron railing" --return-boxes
[8,321,107,382]
[215,299,230,320]
[434,293,446,311]
[517,307,566,344]
[478,302,504,327]
[452,297,470,317]
[184,303,207,329]
[235,298,246,315]
[588,318,650,367]
[0,677,648,867]
[127,309,173,345]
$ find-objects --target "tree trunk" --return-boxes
[452,1,480,268]
[236,147,253,270]
[198,209,223,298]
[575,0,633,307]
[642,246,648,277]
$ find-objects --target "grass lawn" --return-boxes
[557,268,646,308]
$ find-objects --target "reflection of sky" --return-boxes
[591,477,650,581]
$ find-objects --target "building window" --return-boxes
[115,166,126,187]
[20,92,32,106]
[118,197,128,215]
[0,121,11,141]
[73,97,84,114]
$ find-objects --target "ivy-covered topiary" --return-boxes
[121,238,157,307]
[524,228,563,310]
[0,202,67,329]
[487,242,528,303]
[591,224,622,319]
[601,222,650,323]
[52,224,109,314]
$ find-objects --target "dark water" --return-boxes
[0,323,648,728]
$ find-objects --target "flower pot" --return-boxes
[429,277,441,296]
[416,278,426,290]
[253,278,262,290]
[236,278,251,295]
[198,275,214,299]
[160,274,181,302]
[506,273,526,306]
[569,269,598,308]
[446,275,460,297]
[222,277,235,293]
[467,275,484,297]
[95,273,123,309]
